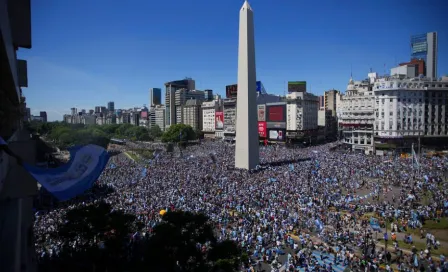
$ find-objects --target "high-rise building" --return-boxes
[39,111,47,123]
[183,99,203,131]
[164,79,195,127]
[235,0,259,170]
[107,101,115,112]
[204,89,213,101]
[319,96,325,110]
[410,32,438,79]
[150,88,162,106]
[154,105,166,131]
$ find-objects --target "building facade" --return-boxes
[410,32,438,79]
[182,99,202,131]
[107,101,115,112]
[164,79,195,128]
[340,71,448,154]
[285,91,319,142]
[150,88,162,106]
[201,100,222,138]
[339,74,376,154]
[39,111,47,123]
[223,99,237,140]
[154,105,166,131]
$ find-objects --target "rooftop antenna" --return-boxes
[350,64,353,78]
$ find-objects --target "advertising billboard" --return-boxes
[258,122,267,138]
[266,104,286,123]
[225,84,238,98]
[215,112,224,130]
[257,105,266,121]
[288,81,306,93]
[225,81,262,98]
[141,111,148,118]
[268,129,286,141]
[266,122,286,129]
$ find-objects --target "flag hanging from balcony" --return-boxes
[23,144,110,201]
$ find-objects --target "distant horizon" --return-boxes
[19,0,447,121]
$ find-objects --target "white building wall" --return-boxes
[154,106,166,131]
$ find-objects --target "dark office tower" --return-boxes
[107,101,115,112]
[150,88,162,106]
[89,109,94,115]
[204,89,213,101]
[94,106,101,113]
[39,111,47,123]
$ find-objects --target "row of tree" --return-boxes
[38,203,245,272]
[27,121,204,148]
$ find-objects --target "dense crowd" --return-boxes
[34,141,448,271]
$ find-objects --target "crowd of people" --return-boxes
[34,140,448,271]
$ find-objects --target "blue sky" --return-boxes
[19,0,447,121]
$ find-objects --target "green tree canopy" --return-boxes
[32,122,154,148]
[149,124,163,138]
[161,124,196,143]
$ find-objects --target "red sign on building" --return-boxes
[258,121,267,138]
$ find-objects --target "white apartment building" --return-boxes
[339,74,376,153]
[374,75,448,138]
[202,100,222,138]
[340,70,448,154]
[154,105,166,131]
[286,91,319,132]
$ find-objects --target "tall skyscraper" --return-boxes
[107,101,115,112]
[150,88,162,106]
[235,0,259,170]
[411,32,438,78]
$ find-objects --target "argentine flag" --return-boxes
[24,144,109,201]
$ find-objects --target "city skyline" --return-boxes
[19,0,448,121]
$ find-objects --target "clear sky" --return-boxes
[18,0,447,121]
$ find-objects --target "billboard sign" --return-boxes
[267,122,286,129]
[258,122,267,138]
[141,111,148,118]
[225,84,238,98]
[226,81,262,98]
[266,104,286,123]
[215,112,224,129]
[257,105,266,121]
[268,129,285,141]
[288,81,306,93]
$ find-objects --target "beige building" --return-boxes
[183,99,203,131]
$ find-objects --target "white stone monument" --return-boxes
[235,0,259,170]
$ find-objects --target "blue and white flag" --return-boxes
[24,144,109,201]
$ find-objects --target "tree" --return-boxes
[39,201,143,272]
[39,207,242,272]
[161,124,196,143]
[195,128,204,140]
[149,125,163,138]
[146,211,242,272]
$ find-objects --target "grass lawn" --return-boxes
[124,151,140,162]
[378,239,448,257]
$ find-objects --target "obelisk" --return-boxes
[235,0,259,170]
